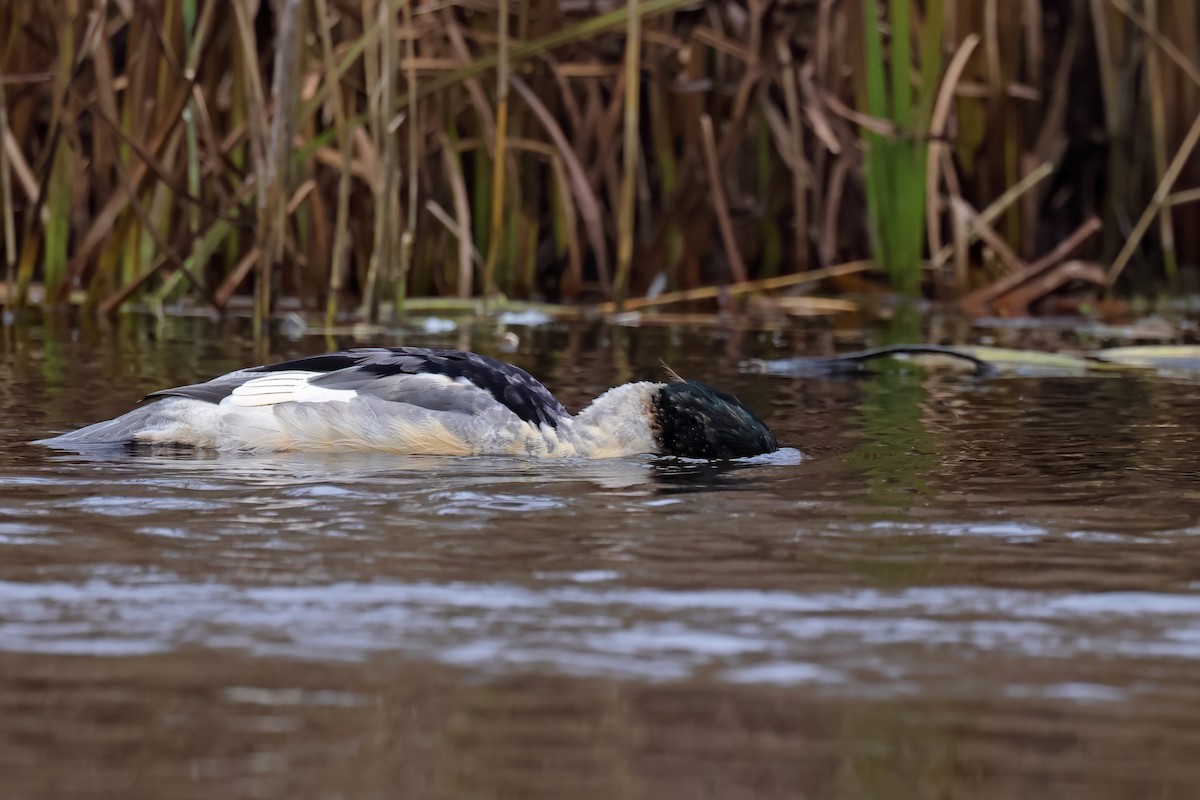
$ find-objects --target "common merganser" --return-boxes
[39,347,779,459]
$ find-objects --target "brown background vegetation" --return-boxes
[0,0,1198,320]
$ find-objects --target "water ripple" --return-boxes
[0,576,1197,693]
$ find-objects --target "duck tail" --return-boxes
[35,404,169,447]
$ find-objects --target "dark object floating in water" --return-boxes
[38,347,778,460]
[744,344,1003,378]
[744,344,1200,380]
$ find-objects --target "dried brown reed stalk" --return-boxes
[0,0,1197,320]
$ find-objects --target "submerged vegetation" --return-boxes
[0,0,1199,323]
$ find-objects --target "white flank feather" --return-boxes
[223,371,357,408]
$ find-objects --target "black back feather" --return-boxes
[150,347,569,429]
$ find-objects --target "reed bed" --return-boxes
[0,0,1198,320]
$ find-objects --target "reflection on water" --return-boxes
[2,317,1200,798]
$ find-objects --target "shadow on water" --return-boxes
[3,316,1200,798]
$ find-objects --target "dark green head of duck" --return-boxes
[652,381,779,459]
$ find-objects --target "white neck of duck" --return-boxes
[562,381,664,458]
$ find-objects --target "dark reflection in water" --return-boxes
[1,316,1200,798]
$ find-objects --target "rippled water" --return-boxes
[2,318,1200,798]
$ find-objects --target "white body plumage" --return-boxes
[124,375,660,458]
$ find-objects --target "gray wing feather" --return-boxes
[313,348,569,427]
[311,370,497,416]
[135,347,568,427]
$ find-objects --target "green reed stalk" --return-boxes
[755,110,782,278]
[44,143,71,305]
[42,2,78,305]
[860,0,941,295]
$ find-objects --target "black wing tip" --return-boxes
[141,386,229,405]
[251,353,364,374]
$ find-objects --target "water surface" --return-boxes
[2,318,1199,798]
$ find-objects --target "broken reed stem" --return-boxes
[437,130,474,298]
[362,0,399,322]
[1028,216,1103,274]
[600,260,872,313]
[425,197,483,268]
[380,0,400,320]
[359,0,381,319]
[1107,109,1200,286]
[971,212,1026,275]
[1143,0,1177,280]
[1108,0,1200,89]
[1090,0,1121,137]
[261,0,302,335]
[613,0,641,307]
[775,36,808,272]
[932,162,1054,265]
[700,114,748,283]
[0,72,15,298]
[315,0,354,328]
[509,75,610,294]
[398,0,419,318]
[961,216,1102,312]
[1165,187,1200,207]
[927,34,981,274]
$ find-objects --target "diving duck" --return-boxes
[39,347,779,459]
